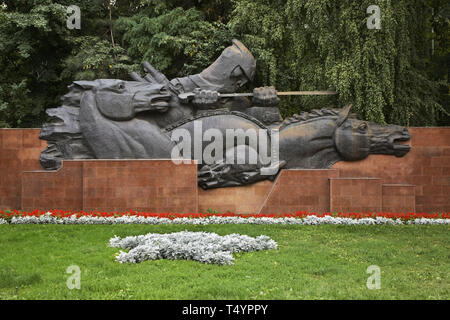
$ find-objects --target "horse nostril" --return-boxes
[403,128,410,138]
[160,87,168,94]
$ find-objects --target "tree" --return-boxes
[229,0,448,125]
[0,0,447,127]
[0,0,137,127]
[116,6,232,79]
[0,2,71,127]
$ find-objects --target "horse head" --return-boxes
[74,79,173,120]
[334,105,411,161]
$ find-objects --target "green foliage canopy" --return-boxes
[229,0,448,125]
[0,0,447,127]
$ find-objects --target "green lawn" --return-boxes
[0,224,448,300]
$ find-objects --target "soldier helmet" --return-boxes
[190,39,257,93]
[228,39,256,81]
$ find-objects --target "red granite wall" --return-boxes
[22,161,83,211]
[22,160,198,213]
[329,178,382,213]
[259,169,339,214]
[332,127,450,213]
[81,160,197,212]
[198,180,272,214]
[1,127,449,213]
[0,129,46,209]
[381,184,416,213]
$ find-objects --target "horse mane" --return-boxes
[39,82,96,170]
[162,110,269,133]
[279,108,358,130]
[41,82,93,138]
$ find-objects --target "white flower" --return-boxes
[7,215,449,226]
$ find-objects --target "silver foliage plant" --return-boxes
[109,231,278,265]
[7,214,450,225]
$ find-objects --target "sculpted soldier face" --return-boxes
[229,66,249,90]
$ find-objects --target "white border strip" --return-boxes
[3,215,449,225]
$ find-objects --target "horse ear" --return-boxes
[72,81,96,90]
[336,104,353,127]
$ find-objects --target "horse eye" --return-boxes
[358,123,368,131]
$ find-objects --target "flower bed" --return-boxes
[110,231,278,265]
[1,210,449,225]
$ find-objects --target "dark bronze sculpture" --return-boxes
[40,39,411,189]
